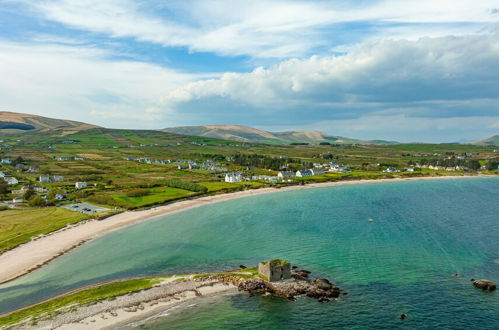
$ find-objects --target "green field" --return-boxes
[107,187,196,208]
[0,208,93,253]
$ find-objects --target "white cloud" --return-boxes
[159,32,499,141]
[162,32,499,107]
[0,41,201,128]
[11,0,499,58]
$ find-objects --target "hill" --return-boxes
[162,125,395,145]
[470,135,499,146]
[0,111,98,135]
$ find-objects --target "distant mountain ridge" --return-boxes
[162,125,396,145]
[0,111,98,135]
[470,135,499,146]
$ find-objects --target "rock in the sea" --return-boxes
[314,278,333,290]
[472,279,496,291]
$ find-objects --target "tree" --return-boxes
[486,161,499,171]
[23,187,35,201]
[0,180,8,195]
[28,196,45,207]
[12,156,24,166]
[467,160,481,171]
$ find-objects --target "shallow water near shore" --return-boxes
[0,177,498,328]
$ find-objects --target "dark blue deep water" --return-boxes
[1,177,498,329]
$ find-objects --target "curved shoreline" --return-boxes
[0,174,495,285]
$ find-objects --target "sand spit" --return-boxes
[8,276,237,330]
[0,175,494,285]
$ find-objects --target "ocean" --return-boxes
[0,177,498,329]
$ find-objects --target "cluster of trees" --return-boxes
[22,188,59,207]
[165,179,208,193]
[232,154,297,171]
[413,158,481,170]
[486,160,498,170]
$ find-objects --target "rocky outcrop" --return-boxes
[204,266,346,303]
[472,279,496,291]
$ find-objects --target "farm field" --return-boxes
[0,208,94,254]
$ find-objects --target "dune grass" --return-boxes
[0,277,161,327]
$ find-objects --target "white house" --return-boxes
[0,159,12,164]
[75,182,87,189]
[39,175,51,183]
[4,177,19,185]
[12,197,24,203]
[383,168,399,173]
[296,170,313,177]
[404,167,415,172]
[55,194,66,201]
[0,171,5,178]
[225,173,242,183]
[52,175,64,182]
[277,171,295,179]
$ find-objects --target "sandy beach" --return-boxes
[0,174,494,285]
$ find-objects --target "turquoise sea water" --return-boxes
[0,178,498,329]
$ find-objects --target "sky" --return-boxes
[1,0,499,142]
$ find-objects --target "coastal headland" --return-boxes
[0,175,495,285]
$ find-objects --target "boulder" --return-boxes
[314,278,333,290]
[472,279,496,291]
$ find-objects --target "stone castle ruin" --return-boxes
[258,259,291,282]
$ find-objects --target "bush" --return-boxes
[0,206,8,211]
[126,189,150,197]
[75,190,93,199]
[28,196,45,207]
[87,195,116,206]
[165,179,208,193]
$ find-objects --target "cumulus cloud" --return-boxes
[161,32,499,141]
[163,32,499,105]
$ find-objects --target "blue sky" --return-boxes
[1,0,498,142]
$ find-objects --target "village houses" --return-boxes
[225,173,243,183]
[296,169,313,177]
[4,177,19,185]
[75,182,87,189]
[277,171,295,180]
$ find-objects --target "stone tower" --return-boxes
[258,259,291,282]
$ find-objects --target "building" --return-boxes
[39,175,51,183]
[296,169,313,177]
[0,159,12,164]
[225,173,242,183]
[311,168,325,175]
[52,175,64,182]
[12,197,24,203]
[277,171,295,179]
[75,182,87,189]
[404,167,415,172]
[0,171,5,178]
[383,168,399,173]
[258,260,291,282]
[55,194,66,201]
[4,177,19,185]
